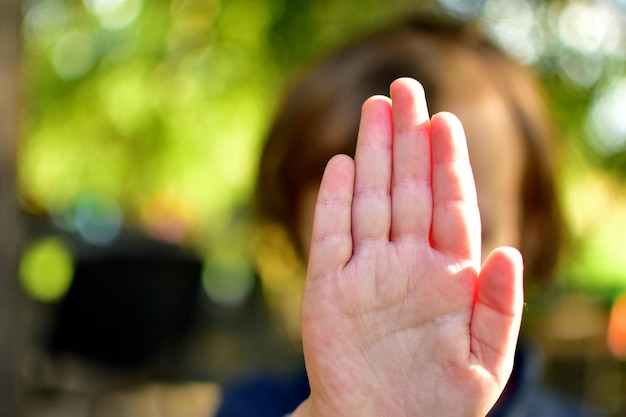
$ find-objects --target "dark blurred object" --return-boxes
[530,294,626,416]
[0,0,23,414]
[47,236,202,371]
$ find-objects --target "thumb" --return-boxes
[470,247,524,382]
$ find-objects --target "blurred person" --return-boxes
[216,17,602,417]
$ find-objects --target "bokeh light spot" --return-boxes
[202,253,254,307]
[558,49,604,88]
[437,0,485,20]
[25,0,70,40]
[482,0,540,64]
[587,78,626,155]
[83,0,143,29]
[140,190,196,243]
[608,292,626,358]
[558,2,623,56]
[19,237,74,303]
[52,30,96,80]
[74,195,123,246]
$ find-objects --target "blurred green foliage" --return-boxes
[19,0,626,294]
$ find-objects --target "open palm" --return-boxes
[295,78,524,417]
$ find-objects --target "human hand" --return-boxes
[293,78,524,417]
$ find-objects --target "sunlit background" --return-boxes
[15,0,626,415]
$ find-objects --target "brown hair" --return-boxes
[255,17,566,282]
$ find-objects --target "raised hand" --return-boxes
[293,78,524,417]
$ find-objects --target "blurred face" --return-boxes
[296,59,526,263]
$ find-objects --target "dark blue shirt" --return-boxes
[216,342,602,417]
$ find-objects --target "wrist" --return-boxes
[290,397,313,417]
